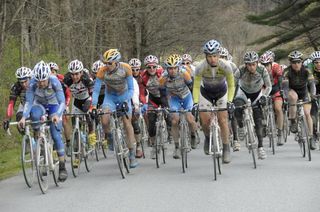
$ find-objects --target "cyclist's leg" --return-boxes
[30,104,46,137]
[131,113,142,158]
[82,98,96,147]
[233,91,247,141]
[199,92,213,154]
[288,89,298,132]
[310,99,318,136]
[183,93,197,135]
[101,95,115,150]
[303,100,316,149]
[273,92,283,131]
[169,96,181,159]
[147,109,157,159]
[15,104,25,134]
[47,104,68,181]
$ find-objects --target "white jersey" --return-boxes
[132,78,140,110]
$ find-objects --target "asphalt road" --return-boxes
[1,133,320,212]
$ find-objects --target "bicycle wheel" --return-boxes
[84,140,96,172]
[269,112,276,155]
[51,148,60,187]
[180,123,187,173]
[139,117,147,159]
[283,111,289,143]
[113,129,126,179]
[21,135,35,188]
[35,137,49,194]
[246,120,256,169]
[155,122,161,168]
[71,129,81,177]
[301,117,311,161]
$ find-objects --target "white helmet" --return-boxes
[144,55,159,66]
[48,62,59,71]
[310,51,320,62]
[288,50,303,61]
[219,47,229,57]
[244,51,259,63]
[182,54,192,62]
[68,59,83,73]
[83,68,89,74]
[15,67,32,79]
[91,60,104,73]
[129,58,142,68]
[203,39,221,54]
[303,58,312,67]
[33,61,51,81]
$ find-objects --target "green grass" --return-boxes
[0,147,21,180]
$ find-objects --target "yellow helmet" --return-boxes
[102,49,121,63]
[164,54,182,68]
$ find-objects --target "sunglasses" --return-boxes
[132,68,140,72]
[182,62,190,65]
[104,62,114,66]
[291,61,302,64]
[71,72,81,76]
[19,80,28,84]
[261,63,271,67]
[146,66,157,69]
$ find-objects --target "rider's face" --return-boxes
[291,60,302,71]
[37,79,49,89]
[246,62,258,73]
[71,71,83,83]
[206,54,219,66]
[167,67,179,77]
[262,63,272,72]
[314,59,320,70]
[19,79,29,90]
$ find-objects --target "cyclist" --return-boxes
[308,51,320,148]
[92,49,138,168]
[18,61,68,182]
[259,51,284,146]
[49,62,73,155]
[129,58,144,158]
[3,67,32,133]
[282,50,316,150]
[219,46,241,151]
[234,51,272,160]
[159,54,197,159]
[64,59,96,160]
[195,39,235,163]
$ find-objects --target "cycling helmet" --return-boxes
[259,52,273,64]
[243,51,259,63]
[264,50,275,61]
[219,47,229,57]
[92,60,104,73]
[203,39,221,54]
[33,61,51,81]
[144,55,159,66]
[83,68,89,74]
[164,54,182,68]
[48,62,59,71]
[102,49,121,63]
[15,67,32,79]
[288,50,303,61]
[68,59,84,73]
[310,51,320,62]
[227,54,233,61]
[129,58,142,68]
[303,58,312,67]
[182,54,193,62]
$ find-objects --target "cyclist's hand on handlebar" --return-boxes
[227,102,235,113]
[141,104,148,114]
[18,117,26,129]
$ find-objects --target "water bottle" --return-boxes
[81,132,87,144]
[32,138,36,151]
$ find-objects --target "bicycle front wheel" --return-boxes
[71,129,81,177]
[35,137,49,194]
[246,120,257,169]
[301,117,311,161]
[21,135,35,188]
[113,129,126,179]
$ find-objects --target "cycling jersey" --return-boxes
[159,67,192,99]
[267,62,283,95]
[64,72,93,100]
[195,58,235,102]
[6,82,27,118]
[92,62,134,112]
[235,64,272,96]
[23,76,65,118]
[56,74,71,106]
[282,66,315,97]
[308,63,320,94]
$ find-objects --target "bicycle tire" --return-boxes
[21,135,35,188]
[246,120,257,169]
[180,122,187,173]
[283,111,289,143]
[71,129,81,178]
[155,122,161,168]
[84,141,95,172]
[139,117,147,159]
[113,129,126,179]
[301,116,311,161]
[211,126,217,181]
[269,112,276,155]
[51,147,60,187]
[36,137,49,194]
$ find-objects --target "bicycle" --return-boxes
[64,113,96,177]
[235,99,257,169]
[312,94,320,142]
[282,100,290,143]
[198,104,226,180]
[96,105,130,179]
[148,107,168,168]
[94,114,108,160]
[4,120,36,188]
[291,100,311,161]
[138,108,148,159]
[169,108,193,173]
[261,96,277,155]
